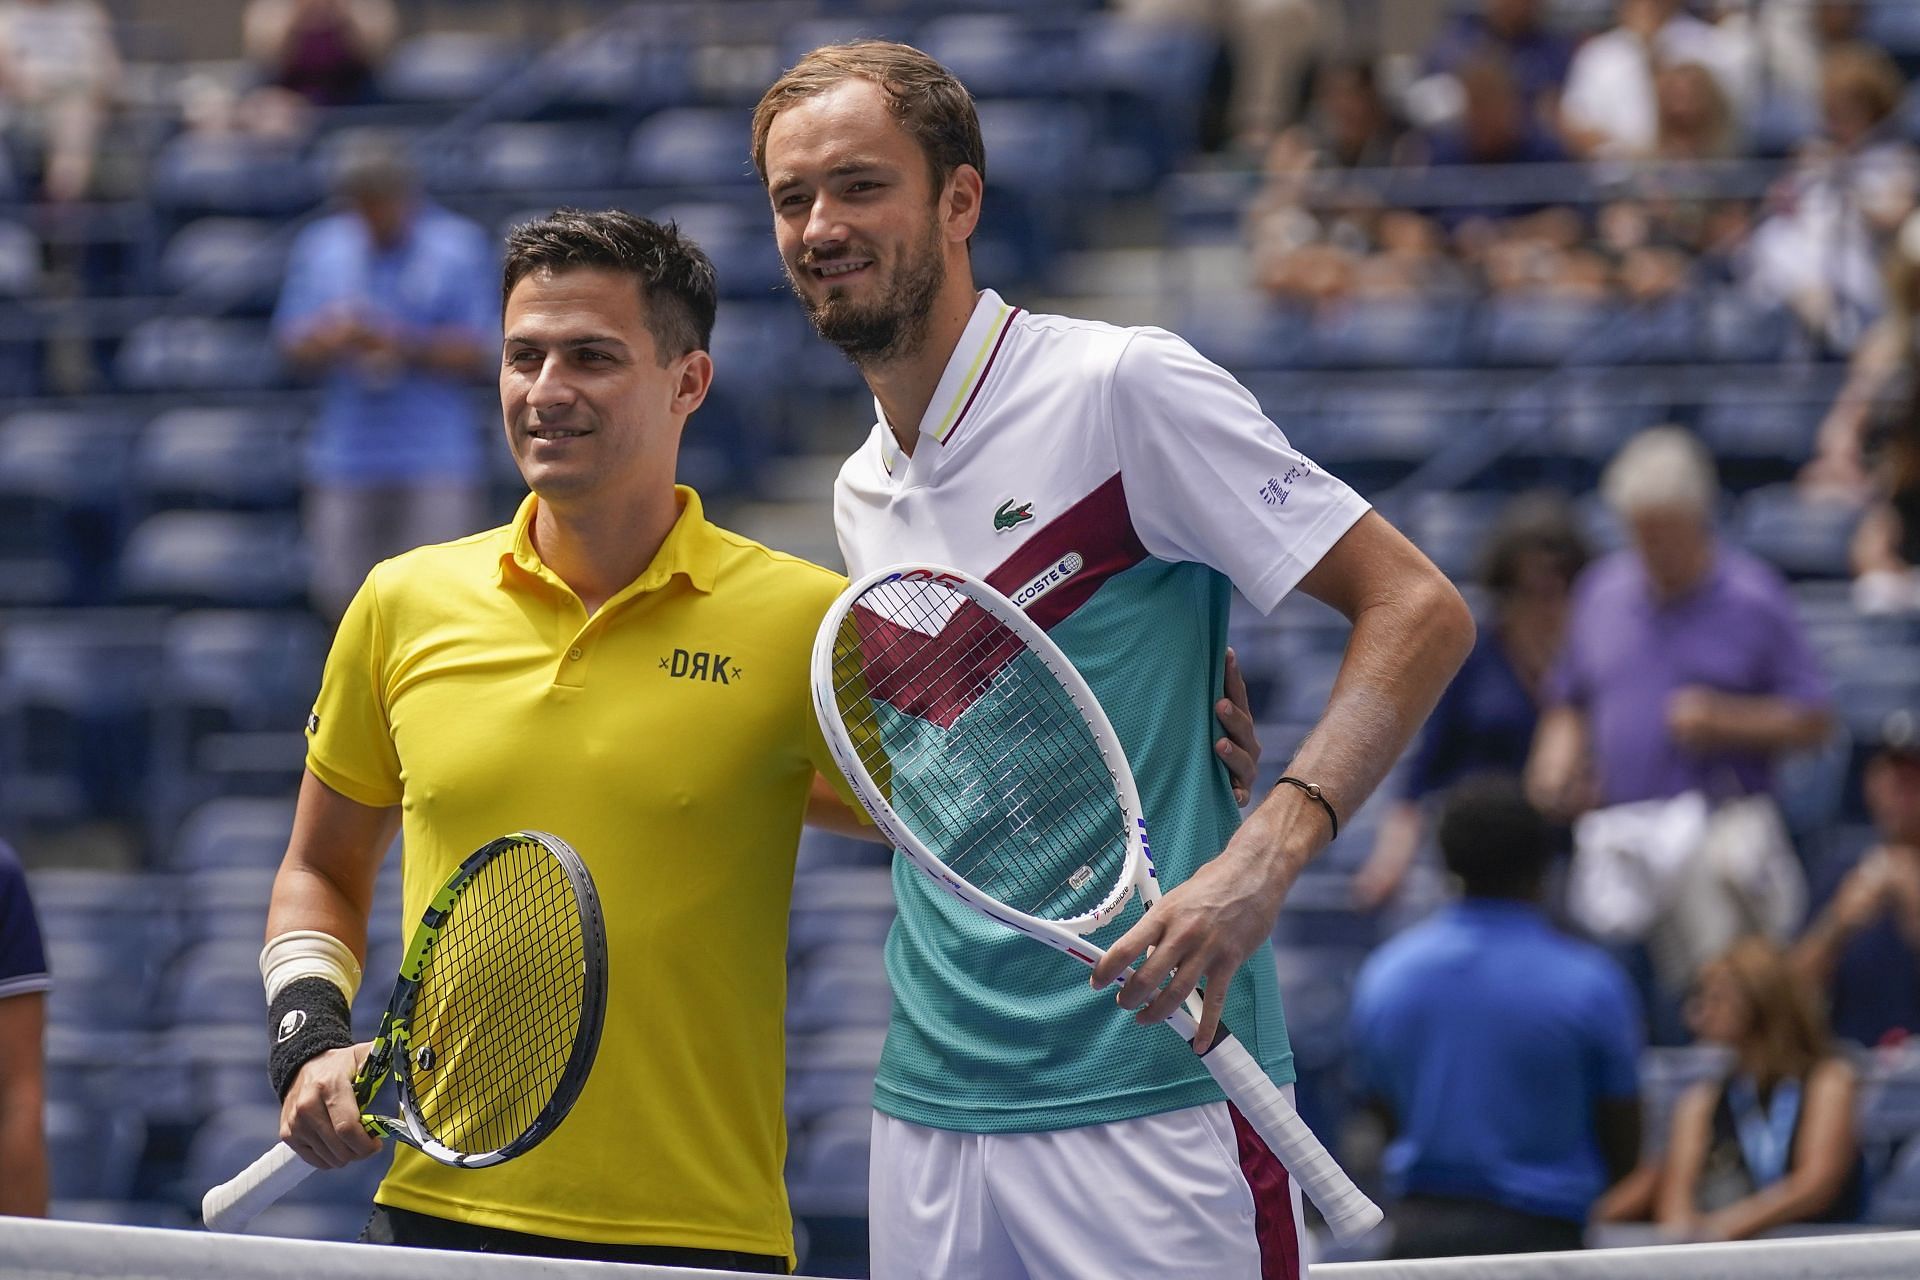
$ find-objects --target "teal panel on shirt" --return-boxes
[873,558,1295,1133]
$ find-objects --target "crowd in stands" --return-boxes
[1,1,1920,1272]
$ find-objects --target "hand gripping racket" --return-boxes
[203,831,608,1232]
[812,565,1382,1243]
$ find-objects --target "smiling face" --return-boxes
[762,78,977,364]
[499,266,710,513]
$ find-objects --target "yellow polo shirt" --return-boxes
[305,486,849,1260]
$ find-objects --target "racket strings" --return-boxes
[407,838,586,1156]
[833,578,1129,922]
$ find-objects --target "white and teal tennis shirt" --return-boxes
[833,289,1372,1133]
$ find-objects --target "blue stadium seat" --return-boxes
[1308,298,1472,369]
[917,14,1088,100]
[1401,490,1507,581]
[115,319,283,392]
[1701,289,1799,361]
[786,1028,884,1121]
[0,219,40,296]
[154,610,327,733]
[466,123,624,193]
[149,136,320,218]
[117,511,306,607]
[44,1101,145,1201]
[1476,295,1619,366]
[0,610,165,822]
[653,201,785,300]
[1079,15,1216,191]
[133,409,303,512]
[1733,485,1863,579]
[158,219,286,313]
[628,108,758,189]
[0,410,137,605]
[1699,390,1823,491]
[162,939,275,1029]
[788,945,893,1033]
[31,870,182,991]
[43,937,155,1032]
[529,28,693,118]
[788,1108,870,1217]
[1868,1139,1920,1226]
[378,32,527,104]
[165,786,299,875]
[1315,385,1469,489]
[790,867,896,957]
[1182,299,1311,372]
[174,869,279,947]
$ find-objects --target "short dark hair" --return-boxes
[1478,493,1590,599]
[1437,775,1554,900]
[501,208,717,361]
[752,40,985,193]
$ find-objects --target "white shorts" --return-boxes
[868,1096,1309,1280]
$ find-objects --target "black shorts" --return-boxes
[360,1203,788,1273]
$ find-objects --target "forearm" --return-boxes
[1260,574,1474,870]
[266,861,375,961]
[1697,695,1833,753]
[1706,1174,1847,1241]
[0,1102,47,1215]
[1792,910,1856,990]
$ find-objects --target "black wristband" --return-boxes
[1274,775,1339,841]
[268,976,354,1101]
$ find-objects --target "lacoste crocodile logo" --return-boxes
[994,499,1034,533]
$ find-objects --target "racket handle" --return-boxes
[1199,1031,1384,1245]
[202,1141,317,1232]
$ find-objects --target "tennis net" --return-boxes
[5,1217,1919,1280]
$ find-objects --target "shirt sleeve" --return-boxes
[305,571,405,808]
[1108,327,1371,614]
[1585,957,1645,1101]
[272,221,346,344]
[0,844,50,998]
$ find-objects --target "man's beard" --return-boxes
[790,227,946,365]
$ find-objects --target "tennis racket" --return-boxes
[812,565,1382,1243]
[202,830,608,1233]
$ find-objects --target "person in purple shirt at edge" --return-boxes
[1355,495,1590,910]
[1526,426,1833,816]
[1351,776,1643,1259]
[273,141,498,619]
[0,839,50,1216]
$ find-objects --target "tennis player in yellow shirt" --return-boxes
[258,208,1264,1269]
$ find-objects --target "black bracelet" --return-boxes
[268,976,355,1101]
[1274,775,1339,841]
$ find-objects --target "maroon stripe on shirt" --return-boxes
[842,596,1023,731]
[941,306,1021,446]
[1230,1102,1303,1280]
[983,471,1149,633]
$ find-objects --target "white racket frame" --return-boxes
[812,563,1383,1244]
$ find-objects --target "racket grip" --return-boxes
[202,1141,317,1232]
[1200,1032,1384,1245]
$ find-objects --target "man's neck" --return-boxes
[531,489,680,616]
[869,280,982,458]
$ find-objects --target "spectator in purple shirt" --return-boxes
[1527,427,1833,820]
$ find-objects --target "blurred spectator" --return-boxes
[1248,57,1431,302]
[1705,0,1865,125]
[1421,0,1574,128]
[0,0,119,202]
[274,143,497,618]
[244,0,397,108]
[1850,383,1920,613]
[1745,43,1917,353]
[1351,776,1642,1258]
[1528,427,1832,819]
[1793,710,1920,1045]
[1561,0,1738,160]
[1116,0,1321,153]
[1355,495,1589,910]
[1653,939,1862,1238]
[0,838,49,1217]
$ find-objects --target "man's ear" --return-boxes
[943,163,983,245]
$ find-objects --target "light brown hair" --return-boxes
[751,40,985,193]
[1707,938,1832,1091]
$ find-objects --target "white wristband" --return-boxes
[259,930,363,1004]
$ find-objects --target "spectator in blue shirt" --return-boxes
[0,839,49,1216]
[1424,0,1575,126]
[274,142,497,617]
[1352,776,1643,1258]
[1355,495,1588,909]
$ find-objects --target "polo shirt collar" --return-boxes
[877,288,1019,476]
[497,484,721,597]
